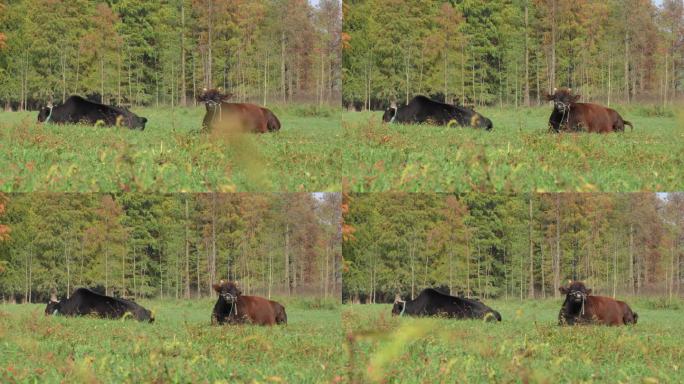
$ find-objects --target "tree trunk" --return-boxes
[65,240,70,296]
[624,30,630,103]
[524,1,530,106]
[181,1,187,106]
[551,0,556,90]
[61,52,67,103]
[281,31,286,103]
[206,0,213,88]
[554,194,561,297]
[100,55,105,104]
[466,228,471,298]
[285,223,291,295]
[211,193,217,297]
[185,197,191,299]
[528,195,535,298]
[629,223,634,295]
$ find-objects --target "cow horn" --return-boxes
[553,87,557,92]
[203,87,208,92]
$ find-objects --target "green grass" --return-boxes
[0,106,341,192]
[342,105,684,192]
[342,298,684,383]
[0,299,343,383]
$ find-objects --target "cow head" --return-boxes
[545,88,580,113]
[391,294,406,316]
[198,87,232,106]
[468,111,493,130]
[382,101,398,123]
[45,297,61,316]
[212,280,241,304]
[559,280,592,305]
[120,113,147,130]
[37,103,54,123]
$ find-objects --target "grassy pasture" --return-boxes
[342,298,684,383]
[342,105,684,192]
[0,106,341,192]
[0,299,343,383]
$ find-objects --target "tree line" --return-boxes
[0,193,342,303]
[0,0,341,110]
[342,0,684,109]
[342,193,684,303]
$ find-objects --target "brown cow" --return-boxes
[558,281,638,326]
[545,88,633,133]
[211,280,287,326]
[198,88,281,133]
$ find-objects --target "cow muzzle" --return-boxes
[221,292,237,303]
[569,291,586,303]
[554,101,569,112]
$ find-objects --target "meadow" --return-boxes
[0,105,341,192]
[342,105,684,192]
[342,298,684,383]
[0,298,343,383]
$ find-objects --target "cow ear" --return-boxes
[586,289,592,295]
[212,283,221,292]
[559,287,568,294]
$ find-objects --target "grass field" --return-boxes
[342,298,684,383]
[0,299,343,383]
[342,105,684,192]
[0,106,341,192]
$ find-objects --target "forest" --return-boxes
[0,0,341,109]
[342,193,684,302]
[0,193,342,302]
[342,0,684,108]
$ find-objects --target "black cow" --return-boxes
[392,288,501,322]
[45,288,154,322]
[382,96,493,130]
[37,96,147,130]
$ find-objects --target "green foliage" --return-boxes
[343,301,684,383]
[0,193,342,301]
[343,193,684,301]
[0,107,342,192]
[341,108,684,192]
[0,301,343,382]
[0,0,341,107]
[343,0,678,107]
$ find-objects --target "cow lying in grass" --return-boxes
[37,96,147,130]
[546,88,633,133]
[211,280,287,326]
[382,96,493,130]
[45,288,154,322]
[558,281,638,326]
[392,288,501,322]
[198,88,281,133]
